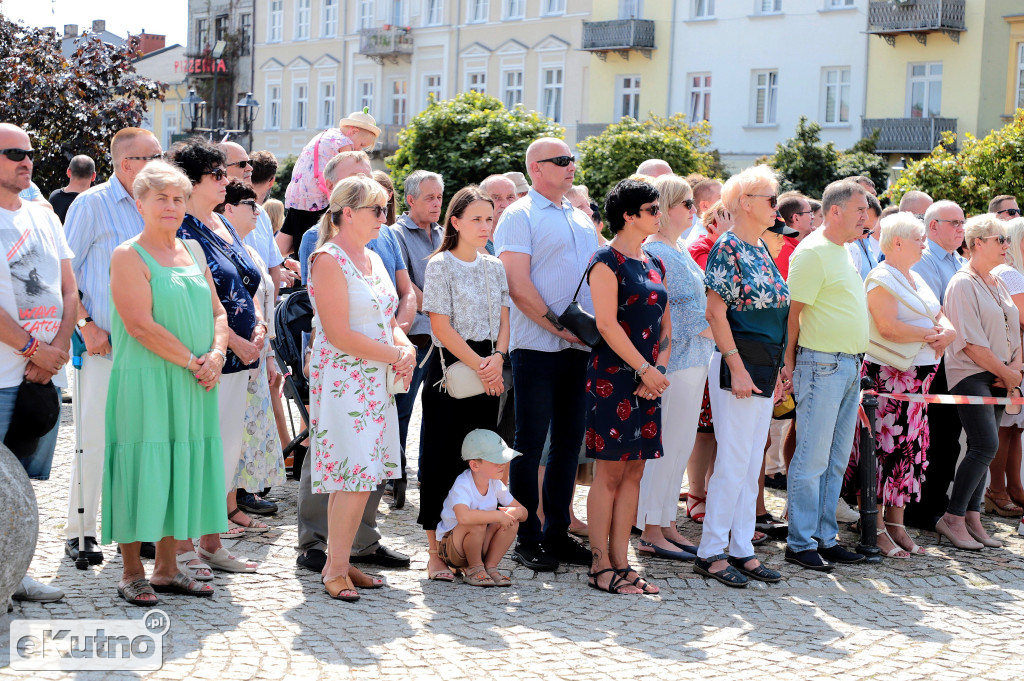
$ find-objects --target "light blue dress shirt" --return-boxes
[299,223,406,286]
[911,238,964,306]
[244,209,285,271]
[18,182,42,202]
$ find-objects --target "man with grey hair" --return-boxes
[905,198,967,531]
[494,136,596,571]
[636,158,673,178]
[48,154,95,223]
[898,190,933,219]
[784,179,871,571]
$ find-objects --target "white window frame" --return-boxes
[504,0,525,20]
[294,0,311,40]
[292,80,309,129]
[423,73,443,106]
[267,0,283,42]
[542,0,566,16]
[756,0,781,15]
[195,17,209,49]
[162,111,179,149]
[322,0,339,37]
[390,78,409,125]
[822,67,851,125]
[906,62,942,118]
[615,75,641,120]
[424,0,444,26]
[1017,43,1024,110]
[318,79,336,128]
[356,79,375,114]
[688,72,711,122]
[465,70,487,94]
[468,0,489,23]
[541,67,564,123]
[692,0,715,19]
[619,0,643,19]
[502,69,524,109]
[357,0,374,29]
[827,0,854,7]
[751,69,778,126]
[392,0,409,25]
[265,82,282,130]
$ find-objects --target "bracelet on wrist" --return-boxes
[722,348,739,359]
[186,351,194,370]
[24,338,40,359]
[210,348,227,363]
[635,361,651,379]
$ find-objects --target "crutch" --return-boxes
[70,330,88,570]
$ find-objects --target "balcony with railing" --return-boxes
[861,117,957,153]
[866,0,966,46]
[370,124,402,157]
[358,27,413,64]
[581,19,655,60]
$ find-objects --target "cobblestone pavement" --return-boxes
[4,395,1024,680]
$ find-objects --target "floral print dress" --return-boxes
[584,246,667,462]
[308,243,401,493]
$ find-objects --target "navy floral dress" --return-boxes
[584,245,667,461]
[178,214,261,374]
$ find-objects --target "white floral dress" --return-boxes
[308,242,401,493]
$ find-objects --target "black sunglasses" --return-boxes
[359,205,388,219]
[979,234,1009,245]
[125,153,164,162]
[681,199,695,210]
[746,194,778,208]
[225,159,252,169]
[233,199,261,214]
[537,155,575,167]
[998,207,1022,217]
[203,168,228,181]
[638,204,661,216]
[0,148,33,162]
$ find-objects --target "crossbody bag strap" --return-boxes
[865,271,937,325]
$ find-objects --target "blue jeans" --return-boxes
[510,348,589,543]
[787,348,862,553]
[395,341,431,478]
[0,383,61,480]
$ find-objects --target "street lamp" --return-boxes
[236,92,261,133]
[181,89,207,133]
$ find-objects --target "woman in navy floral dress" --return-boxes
[585,179,670,596]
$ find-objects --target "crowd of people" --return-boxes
[3,108,1024,606]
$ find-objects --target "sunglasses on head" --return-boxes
[225,159,252,169]
[0,148,33,162]
[979,234,1009,245]
[125,153,164,162]
[537,155,575,167]
[638,204,661,216]
[998,207,1022,217]
[746,194,778,208]
[203,168,228,181]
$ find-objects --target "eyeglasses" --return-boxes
[935,218,966,228]
[913,214,926,220]
[202,168,228,181]
[997,207,1022,217]
[638,204,661,216]
[0,148,34,162]
[537,155,575,167]
[746,194,778,208]
[794,210,814,216]
[360,205,388,219]
[233,199,261,215]
[978,234,1009,245]
[225,160,252,169]
[125,153,163,162]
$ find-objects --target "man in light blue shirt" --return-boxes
[62,127,162,565]
[906,199,967,532]
[495,137,598,571]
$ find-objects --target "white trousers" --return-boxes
[219,371,250,493]
[65,354,112,539]
[636,365,707,527]
[697,352,773,559]
[765,418,791,476]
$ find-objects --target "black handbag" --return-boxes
[719,337,785,399]
[558,268,602,348]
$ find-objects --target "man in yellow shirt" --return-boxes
[783,180,870,571]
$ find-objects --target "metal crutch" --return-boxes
[71,330,88,570]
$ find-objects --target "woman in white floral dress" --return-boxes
[307,175,417,601]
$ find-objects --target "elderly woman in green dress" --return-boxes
[103,161,230,605]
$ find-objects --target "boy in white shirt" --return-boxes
[436,430,528,586]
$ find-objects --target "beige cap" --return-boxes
[337,108,381,138]
[504,171,529,195]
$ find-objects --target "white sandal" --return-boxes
[197,546,258,573]
[876,527,910,559]
[176,551,214,581]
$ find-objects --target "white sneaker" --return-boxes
[12,576,65,602]
[836,498,861,524]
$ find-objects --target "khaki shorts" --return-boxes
[437,529,468,569]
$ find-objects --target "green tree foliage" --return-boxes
[885,110,1024,215]
[760,117,889,198]
[270,155,297,202]
[0,16,164,193]
[386,91,563,208]
[575,114,719,203]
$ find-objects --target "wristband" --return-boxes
[186,352,194,370]
[16,336,34,355]
[25,339,40,359]
[722,348,739,359]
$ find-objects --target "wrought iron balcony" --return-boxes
[861,117,957,153]
[866,0,965,46]
[370,124,402,157]
[358,27,413,64]
[581,19,655,60]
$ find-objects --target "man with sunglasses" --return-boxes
[989,195,1021,221]
[62,127,163,566]
[494,137,597,571]
[0,123,77,603]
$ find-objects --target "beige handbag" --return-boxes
[435,257,498,399]
[865,271,938,372]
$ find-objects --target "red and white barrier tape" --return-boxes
[861,389,1024,406]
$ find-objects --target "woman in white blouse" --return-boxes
[419,186,511,584]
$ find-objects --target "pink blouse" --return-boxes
[284,129,355,211]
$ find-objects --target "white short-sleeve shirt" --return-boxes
[436,469,515,536]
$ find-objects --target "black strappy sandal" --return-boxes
[587,568,631,595]
[614,565,659,594]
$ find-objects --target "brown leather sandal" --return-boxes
[325,574,359,601]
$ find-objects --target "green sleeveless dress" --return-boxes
[101,241,228,544]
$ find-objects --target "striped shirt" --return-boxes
[494,188,598,353]
[64,175,143,334]
[911,237,964,306]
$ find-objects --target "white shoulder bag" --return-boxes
[434,257,497,399]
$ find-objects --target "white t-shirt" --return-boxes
[0,201,75,388]
[436,468,515,536]
[865,263,941,367]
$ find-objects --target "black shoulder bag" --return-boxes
[558,267,602,348]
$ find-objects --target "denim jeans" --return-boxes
[0,383,61,480]
[948,372,1002,516]
[395,341,431,477]
[787,348,862,553]
[510,348,589,543]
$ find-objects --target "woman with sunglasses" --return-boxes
[169,138,264,575]
[418,185,511,585]
[307,175,416,601]
[215,180,286,533]
[937,215,1022,550]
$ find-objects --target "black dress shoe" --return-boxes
[784,548,834,571]
[237,492,278,515]
[66,537,103,565]
[542,533,591,566]
[818,544,866,564]
[296,548,327,572]
[350,545,411,568]
[512,541,559,571]
[764,473,787,490]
